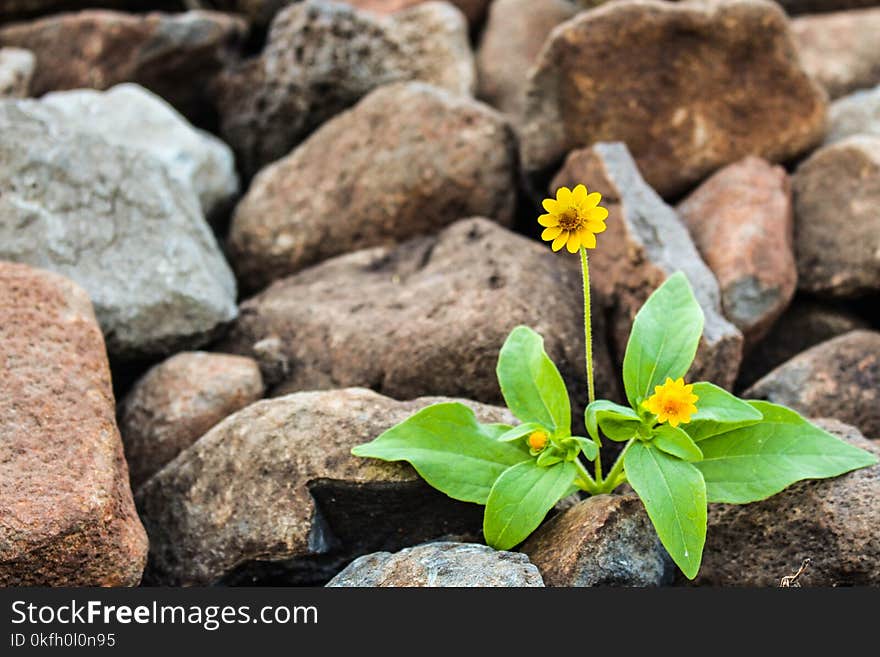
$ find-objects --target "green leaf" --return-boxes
[484,460,577,550]
[568,436,599,461]
[352,402,531,505]
[497,326,571,435]
[585,399,641,442]
[625,441,707,580]
[496,422,544,443]
[683,382,763,442]
[695,401,879,504]
[653,425,703,462]
[536,450,564,467]
[622,272,704,409]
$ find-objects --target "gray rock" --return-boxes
[825,84,880,145]
[0,101,237,359]
[327,542,544,587]
[0,47,34,97]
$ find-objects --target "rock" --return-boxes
[792,136,880,298]
[216,1,475,177]
[227,83,516,291]
[136,388,512,586]
[339,0,491,25]
[0,10,246,122]
[552,142,743,390]
[0,2,180,22]
[519,0,827,198]
[737,299,870,388]
[31,84,239,221]
[521,495,673,587]
[776,0,880,15]
[190,1,295,28]
[695,419,880,586]
[0,263,148,586]
[0,48,34,97]
[219,218,618,416]
[0,101,238,359]
[327,542,544,587]
[677,157,796,347]
[476,0,578,118]
[791,8,880,100]
[745,331,880,440]
[825,84,880,145]
[120,352,264,490]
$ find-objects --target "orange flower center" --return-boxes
[556,208,583,231]
[527,431,548,451]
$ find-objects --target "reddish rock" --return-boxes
[791,8,880,99]
[551,142,743,390]
[227,82,516,292]
[745,331,880,441]
[120,352,265,489]
[677,157,796,347]
[792,136,880,298]
[0,262,148,586]
[519,0,827,197]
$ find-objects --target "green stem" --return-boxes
[574,459,599,495]
[580,246,602,483]
[598,439,635,494]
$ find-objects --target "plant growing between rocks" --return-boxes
[353,185,878,580]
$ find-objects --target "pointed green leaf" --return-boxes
[653,424,703,462]
[695,401,879,504]
[568,436,599,461]
[536,450,564,467]
[585,399,641,442]
[483,460,577,550]
[497,326,571,434]
[352,402,531,504]
[622,272,704,409]
[625,441,707,580]
[496,422,545,443]
[683,382,763,442]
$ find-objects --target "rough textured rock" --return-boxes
[220,218,618,416]
[120,352,264,490]
[519,0,827,197]
[228,83,516,291]
[825,85,880,145]
[0,48,34,97]
[745,331,880,440]
[552,142,743,390]
[792,9,880,100]
[0,101,238,359]
[695,419,880,586]
[737,299,870,388]
[136,388,512,586]
[30,84,239,220]
[677,157,796,347]
[340,0,491,24]
[792,136,880,298]
[0,10,246,122]
[0,263,148,586]
[521,495,673,587]
[476,0,578,117]
[327,542,544,587]
[216,1,475,177]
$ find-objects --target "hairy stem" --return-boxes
[598,438,636,494]
[580,246,602,483]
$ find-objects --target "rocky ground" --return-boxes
[0,0,878,587]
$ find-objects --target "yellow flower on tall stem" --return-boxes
[539,184,609,253]
[642,377,700,427]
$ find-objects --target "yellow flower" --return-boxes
[642,377,699,428]
[527,431,548,451]
[539,184,609,253]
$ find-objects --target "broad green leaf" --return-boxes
[585,399,641,442]
[683,382,763,442]
[622,272,704,409]
[484,460,577,550]
[569,436,599,461]
[497,326,571,434]
[497,422,544,443]
[653,425,703,462]
[536,450,564,467]
[625,441,707,580]
[352,402,531,504]
[696,401,878,504]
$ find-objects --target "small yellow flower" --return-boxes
[539,184,609,253]
[527,431,548,451]
[642,377,699,428]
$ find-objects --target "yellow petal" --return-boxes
[585,221,607,235]
[589,206,609,222]
[572,184,588,203]
[668,416,680,427]
[555,186,573,205]
[581,232,597,249]
[542,226,563,240]
[566,231,581,253]
[542,198,558,213]
[538,213,558,227]
[585,192,602,208]
[551,232,568,252]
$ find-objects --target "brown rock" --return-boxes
[0,262,147,586]
[519,0,827,197]
[677,157,796,347]
[339,0,491,24]
[745,330,880,440]
[552,142,743,390]
[0,2,179,22]
[791,8,880,100]
[0,48,34,98]
[220,218,618,417]
[695,419,880,586]
[216,1,475,178]
[227,83,516,292]
[137,388,512,586]
[792,136,880,298]
[521,494,673,586]
[120,352,265,490]
[0,10,246,122]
